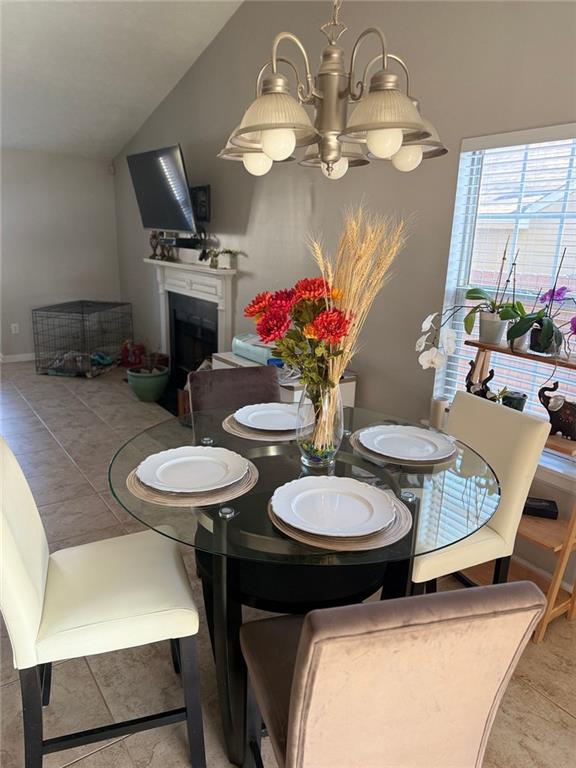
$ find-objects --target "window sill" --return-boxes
[536,450,576,493]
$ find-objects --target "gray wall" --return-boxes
[1,149,120,357]
[114,1,576,420]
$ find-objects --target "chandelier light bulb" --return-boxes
[321,156,349,180]
[391,145,424,172]
[243,152,273,176]
[366,128,404,159]
[261,128,296,161]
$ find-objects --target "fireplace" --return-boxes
[144,258,236,414]
[168,292,217,389]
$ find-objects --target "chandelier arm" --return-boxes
[255,57,302,99]
[271,32,315,102]
[348,27,388,101]
[362,53,411,97]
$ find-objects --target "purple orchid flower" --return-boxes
[571,316,576,335]
[540,285,570,304]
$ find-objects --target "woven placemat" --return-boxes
[222,414,298,443]
[267,492,412,552]
[349,430,456,467]
[126,460,259,507]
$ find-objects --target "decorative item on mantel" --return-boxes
[219,0,446,179]
[244,207,408,467]
[538,382,576,441]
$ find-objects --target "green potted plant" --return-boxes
[507,248,571,356]
[127,352,169,402]
[463,245,517,344]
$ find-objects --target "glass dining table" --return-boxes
[109,406,500,766]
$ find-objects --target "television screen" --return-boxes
[127,145,196,233]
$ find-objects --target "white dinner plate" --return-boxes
[358,425,455,462]
[136,446,248,493]
[271,476,396,537]
[234,402,313,431]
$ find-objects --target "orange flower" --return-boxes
[303,323,319,339]
[331,287,343,301]
[244,291,272,318]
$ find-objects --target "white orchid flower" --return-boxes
[440,326,457,355]
[420,312,438,332]
[418,347,447,370]
[415,333,429,352]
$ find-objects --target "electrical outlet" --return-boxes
[10,323,20,335]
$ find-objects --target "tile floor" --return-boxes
[0,362,575,768]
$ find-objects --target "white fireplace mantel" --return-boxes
[143,258,236,354]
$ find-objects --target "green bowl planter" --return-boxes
[127,366,169,402]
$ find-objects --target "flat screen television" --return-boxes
[127,145,196,233]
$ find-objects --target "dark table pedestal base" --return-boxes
[196,551,411,765]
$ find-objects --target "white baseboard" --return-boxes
[0,353,35,363]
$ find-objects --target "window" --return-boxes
[435,126,576,418]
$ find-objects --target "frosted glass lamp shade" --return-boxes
[231,92,316,148]
[404,117,448,159]
[218,127,296,162]
[342,82,426,143]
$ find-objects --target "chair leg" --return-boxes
[244,680,264,768]
[39,662,52,707]
[179,636,206,768]
[19,666,43,768]
[493,556,511,584]
[410,581,427,596]
[427,578,438,594]
[170,639,181,674]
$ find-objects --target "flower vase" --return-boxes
[297,385,343,469]
[530,326,563,356]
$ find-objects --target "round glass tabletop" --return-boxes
[108,407,500,566]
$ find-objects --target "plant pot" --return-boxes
[127,366,169,402]
[529,326,563,356]
[478,312,508,345]
[502,391,528,411]
[508,322,531,352]
[297,385,343,469]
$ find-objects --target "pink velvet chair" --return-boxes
[240,582,545,768]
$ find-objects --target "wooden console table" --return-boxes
[465,339,576,456]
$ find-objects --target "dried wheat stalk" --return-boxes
[309,207,409,450]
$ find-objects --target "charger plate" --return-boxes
[126,460,259,507]
[349,430,456,468]
[268,492,412,552]
[357,425,455,463]
[222,414,298,443]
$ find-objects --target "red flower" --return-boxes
[244,291,272,318]
[310,309,350,345]
[256,307,291,343]
[269,288,297,313]
[294,277,331,302]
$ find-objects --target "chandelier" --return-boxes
[218,0,447,179]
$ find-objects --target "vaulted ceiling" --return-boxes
[1,1,242,159]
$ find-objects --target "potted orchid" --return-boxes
[507,249,573,356]
[245,208,408,467]
[463,245,518,344]
[416,312,457,370]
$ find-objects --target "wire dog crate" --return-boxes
[32,301,133,377]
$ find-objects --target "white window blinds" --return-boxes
[435,127,576,418]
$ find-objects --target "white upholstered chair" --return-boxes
[412,391,550,592]
[0,437,206,768]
